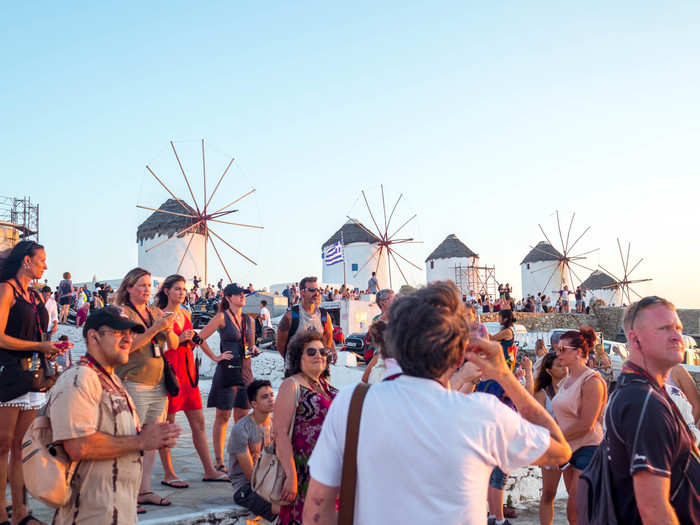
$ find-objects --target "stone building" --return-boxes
[425,234,479,288]
[580,270,622,306]
[520,241,570,299]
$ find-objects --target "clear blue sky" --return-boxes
[2,2,699,307]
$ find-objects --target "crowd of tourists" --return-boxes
[464,285,597,315]
[0,239,698,525]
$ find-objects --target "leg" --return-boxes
[0,407,20,524]
[184,409,220,479]
[233,407,249,423]
[11,409,45,525]
[158,412,187,485]
[487,486,505,521]
[213,408,232,468]
[563,467,580,525]
[539,467,562,525]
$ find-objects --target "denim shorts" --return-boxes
[569,445,598,470]
[489,466,508,490]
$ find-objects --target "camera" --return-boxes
[192,333,202,345]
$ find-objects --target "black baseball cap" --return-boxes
[224,284,246,296]
[83,306,146,338]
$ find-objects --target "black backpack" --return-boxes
[577,435,619,525]
[286,305,330,351]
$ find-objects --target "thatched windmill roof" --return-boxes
[425,234,478,262]
[580,270,618,290]
[521,241,563,265]
[322,220,380,249]
[137,199,205,242]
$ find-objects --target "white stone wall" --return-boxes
[138,232,206,281]
[322,242,388,291]
[426,256,479,290]
[587,287,622,306]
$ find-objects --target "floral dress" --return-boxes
[278,379,338,525]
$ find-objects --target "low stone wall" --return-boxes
[481,312,599,333]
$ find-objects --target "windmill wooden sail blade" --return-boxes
[208,235,233,283]
[170,141,201,215]
[205,156,235,211]
[212,189,257,216]
[208,227,257,265]
[361,190,385,240]
[146,165,192,215]
[136,204,195,219]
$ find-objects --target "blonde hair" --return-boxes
[115,267,151,305]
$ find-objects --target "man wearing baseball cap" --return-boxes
[48,306,182,524]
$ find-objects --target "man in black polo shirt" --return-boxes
[606,296,699,524]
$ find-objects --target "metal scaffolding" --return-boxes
[453,264,498,300]
[0,196,40,249]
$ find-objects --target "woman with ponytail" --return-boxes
[551,326,607,524]
[156,275,232,486]
[196,283,259,474]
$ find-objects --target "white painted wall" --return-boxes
[425,256,479,288]
[322,242,388,290]
[587,287,623,306]
[521,260,570,299]
[138,232,206,281]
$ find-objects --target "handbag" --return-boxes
[22,393,79,508]
[251,377,301,505]
[185,349,199,388]
[161,354,180,397]
[338,382,371,525]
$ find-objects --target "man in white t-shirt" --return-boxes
[259,300,272,328]
[304,281,571,525]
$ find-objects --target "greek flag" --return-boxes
[324,241,344,266]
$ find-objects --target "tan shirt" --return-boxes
[49,364,142,525]
[115,304,165,386]
[551,368,604,451]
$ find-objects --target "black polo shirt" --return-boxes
[606,373,700,524]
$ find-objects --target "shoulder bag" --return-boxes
[338,382,370,525]
[251,376,301,505]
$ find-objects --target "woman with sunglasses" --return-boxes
[197,284,258,474]
[551,326,607,525]
[274,331,337,525]
[534,353,568,525]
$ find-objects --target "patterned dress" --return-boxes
[278,379,338,525]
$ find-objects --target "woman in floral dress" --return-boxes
[274,331,337,524]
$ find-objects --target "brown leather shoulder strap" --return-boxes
[338,382,371,525]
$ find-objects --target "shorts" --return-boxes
[233,482,277,522]
[489,466,508,490]
[59,296,71,306]
[207,383,250,411]
[124,381,167,424]
[568,445,598,470]
[0,391,46,410]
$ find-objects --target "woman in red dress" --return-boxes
[156,275,232,487]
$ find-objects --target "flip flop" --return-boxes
[161,479,189,489]
[215,463,228,474]
[202,473,230,482]
[137,505,147,515]
[15,514,44,525]
[137,492,171,507]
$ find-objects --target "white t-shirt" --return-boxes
[259,306,272,328]
[308,375,550,525]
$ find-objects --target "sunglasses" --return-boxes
[627,296,666,331]
[557,345,579,353]
[305,347,331,357]
[304,287,321,294]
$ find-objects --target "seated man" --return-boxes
[227,379,278,522]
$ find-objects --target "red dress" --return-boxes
[165,314,203,414]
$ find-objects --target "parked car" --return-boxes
[343,332,369,361]
[683,335,700,366]
[602,340,628,380]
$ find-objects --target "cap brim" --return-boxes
[110,319,146,334]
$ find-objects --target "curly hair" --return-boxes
[386,281,470,379]
[560,326,597,359]
[285,330,330,379]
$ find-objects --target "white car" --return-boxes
[602,340,628,380]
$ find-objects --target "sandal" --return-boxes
[215,463,228,474]
[202,472,230,482]
[15,514,44,525]
[137,492,171,507]
[161,479,189,489]
[137,505,147,515]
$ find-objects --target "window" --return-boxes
[430,261,434,269]
[527,263,530,270]
[351,263,358,272]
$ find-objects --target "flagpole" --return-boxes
[341,231,346,288]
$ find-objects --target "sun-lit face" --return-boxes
[127,274,152,305]
[556,337,583,367]
[629,305,684,370]
[166,280,187,306]
[228,292,246,308]
[24,249,47,280]
[300,339,328,378]
[93,327,134,367]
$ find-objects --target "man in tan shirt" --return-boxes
[49,306,181,524]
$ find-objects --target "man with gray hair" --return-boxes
[373,288,395,323]
[304,281,571,524]
[595,296,699,524]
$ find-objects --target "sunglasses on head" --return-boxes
[628,296,666,330]
[305,347,330,357]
